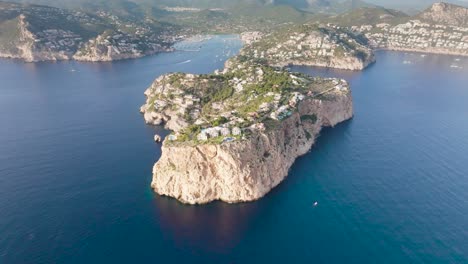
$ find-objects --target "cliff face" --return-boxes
[0,15,73,62]
[73,35,144,62]
[151,91,353,204]
[274,52,375,71]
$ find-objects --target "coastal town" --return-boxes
[33,27,83,54]
[0,2,180,61]
[242,24,375,70]
[72,29,174,61]
[350,20,468,55]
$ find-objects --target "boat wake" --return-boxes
[176,60,192,65]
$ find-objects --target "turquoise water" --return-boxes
[1,36,468,263]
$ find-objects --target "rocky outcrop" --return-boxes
[73,41,142,62]
[141,34,356,204]
[149,90,353,204]
[418,2,468,27]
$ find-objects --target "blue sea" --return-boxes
[1,36,468,263]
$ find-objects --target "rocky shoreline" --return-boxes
[270,53,376,71]
[0,31,210,62]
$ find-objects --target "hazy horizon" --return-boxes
[4,0,468,11]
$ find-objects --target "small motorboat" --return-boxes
[313,202,318,207]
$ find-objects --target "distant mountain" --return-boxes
[326,6,408,25]
[417,2,468,27]
[298,0,375,13]
[153,3,315,33]
[5,0,375,14]
[323,2,468,27]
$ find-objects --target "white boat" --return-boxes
[313,202,318,207]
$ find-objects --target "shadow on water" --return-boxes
[152,195,259,254]
[268,118,354,194]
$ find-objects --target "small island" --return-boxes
[140,36,354,204]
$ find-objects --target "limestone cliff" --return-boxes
[151,92,352,204]
[0,15,74,62]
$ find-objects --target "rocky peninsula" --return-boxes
[243,24,375,71]
[141,48,353,204]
